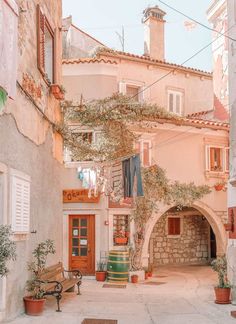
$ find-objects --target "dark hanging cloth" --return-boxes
[122,158,132,198]
[122,154,144,198]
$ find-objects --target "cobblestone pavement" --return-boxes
[6,265,236,324]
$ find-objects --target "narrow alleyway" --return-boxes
[7,265,236,324]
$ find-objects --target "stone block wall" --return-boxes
[149,213,210,266]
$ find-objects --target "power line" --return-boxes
[158,0,236,42]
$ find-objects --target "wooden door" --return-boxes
[69,215,95,275]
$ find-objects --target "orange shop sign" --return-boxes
[63,189,100,203]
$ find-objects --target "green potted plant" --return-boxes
[24,239,56,315]
[95,260,107,281]
[211,256,231,304]
[0,225,16,277]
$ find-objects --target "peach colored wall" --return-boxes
[63,56,213,116]
[2,0,63,162]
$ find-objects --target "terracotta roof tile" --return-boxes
[99,50,212,76]
[187,110,214,118]
[62,58,117,65]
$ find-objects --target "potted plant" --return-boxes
[0,225,16,277]
[214,181,226,191]
[114,230,128,245]
[50,84,65,100]
[95,260,107,281]
[131,274,138,283]
[24,239,56,316]
[143,267,149,280]
[147,264,153,277]
[211,256,231,304]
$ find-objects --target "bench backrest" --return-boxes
[38,262,64,281]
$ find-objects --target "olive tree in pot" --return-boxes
[211,256,231,304]
[0,225,16,277]
[24,239,55,316]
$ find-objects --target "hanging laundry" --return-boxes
[0,0,18,99]
[122,154,144,198]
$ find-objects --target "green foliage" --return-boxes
[211,256,231,288]
[96,260,107,272]
[27,239,56,299]
[132,165,211,228]
[60,94,181,161]
[28,239,56,276]
[0,225,16,277]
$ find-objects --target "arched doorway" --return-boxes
[141,201,227,267]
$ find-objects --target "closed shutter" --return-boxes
[119,81,126,95]
[168,217,180,235]
[11,176,30,233]
[37,4,45,74]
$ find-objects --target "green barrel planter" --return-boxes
[107,250,130,283]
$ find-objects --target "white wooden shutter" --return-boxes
[205,145,210,171]
[225,147,229,172]
[119,81,126,95]
[11,175,30,233]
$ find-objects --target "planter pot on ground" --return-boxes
[214,287,231,304]
[148,272,153,277]
[131,275,138,283]
[145,272,149,280]
[95,271,106,281]
[23,296,46,316]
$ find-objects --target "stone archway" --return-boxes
[141,201,227,267]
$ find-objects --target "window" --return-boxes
[205,146,229,173]
[168,217,181,236]
[10,170,30,233]
[113,215,129,246]
[126,85,140,102]
[119,81,143,102]
[168,90,183,115]
[37,5,55,84]
[135,140,151,167]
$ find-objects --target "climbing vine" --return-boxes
[59,94,181,162]
[130,165,211,270]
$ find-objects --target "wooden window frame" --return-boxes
[37,5,56,85]
[167,90,183,115]
[167,216,182,237]
[135,139,152,167]
[119,81,144,102]
[205,145,228,174]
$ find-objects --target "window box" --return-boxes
[50,84,65,100]
[114,237,128,244]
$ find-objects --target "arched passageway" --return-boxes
[141,201,227,267]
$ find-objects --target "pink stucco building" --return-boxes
[62,7,229,273]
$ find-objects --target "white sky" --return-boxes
[62,0,213,72]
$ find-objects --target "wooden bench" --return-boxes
[37,262,82,312]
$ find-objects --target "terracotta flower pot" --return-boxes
[214,184,224,191]
[131,275,138,283]
[23,296,46,316]
[145,272,149,280]
[214,287,231,304]
[148,272,152,277]
[114,237,128,244]
[95,271,106,281]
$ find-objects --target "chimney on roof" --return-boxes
[142,6,166,61]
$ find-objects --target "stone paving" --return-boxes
[6,265,236,324]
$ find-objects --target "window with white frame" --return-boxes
[10,170,30,233]
[119,81,144,102]
[168,90,183,115]
[205,145,229,173]
[135,140,151,167]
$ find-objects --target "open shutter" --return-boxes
[12,176,30,233]
[37,5,45,74]
[119,81,126,95]
[225,147,229,172]
[210,147,215,171]
[205,146,210,171]
[53,27,58,84]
